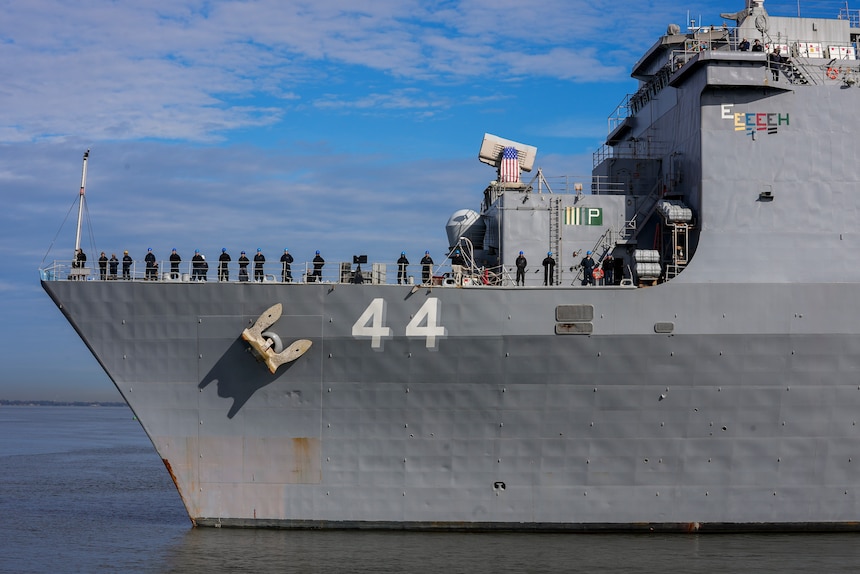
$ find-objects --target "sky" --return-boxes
[0,0,842,401]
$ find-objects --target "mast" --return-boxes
[74,149,89,255]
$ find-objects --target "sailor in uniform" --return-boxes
[450,249,465,285]
[254,248,265,282]
[98,252,108,280]
[397,252,409,284]
[420,251,434,285]
[191,250,204,281]
[238,251,249,281]
[280,249,293,282]
[169,248,181,280]
[515,251,527,286]
[311,251,325,282]
[542,252,556,286]
[218,248,231,281]
[122,251,132,280]
[144,248,157,280]
[580,251,595,286]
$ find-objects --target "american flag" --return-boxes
[499,146,520,183]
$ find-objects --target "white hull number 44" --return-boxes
[352,298,446,350]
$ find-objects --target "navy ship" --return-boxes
[41,0,860,531]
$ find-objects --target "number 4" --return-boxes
[406,298,446,349]
[351,298,391,350]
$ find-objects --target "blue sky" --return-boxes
[0,0,838,401]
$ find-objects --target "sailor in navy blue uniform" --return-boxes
[122,251,132,280]
[98,252,108,280]
[397,252,409,284]
[144,248,157,280]
[580,250,595,286]
[450,249,465,285]
[254,248,265,282]
[311,251,325,282]
[280,249,293,282]
[108,253,119,279]
[542,252,556,286]
[420,251,433,285]
[238,251,249,281]
[169,248,181,280]
[515,251,527,286]
[218,248,231,282]
[191,250,204,281]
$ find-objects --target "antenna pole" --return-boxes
[74,149,89,254]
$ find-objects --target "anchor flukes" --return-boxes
[265,339,313,373]
[242,304,312,373]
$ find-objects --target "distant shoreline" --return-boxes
[0,399,126,407]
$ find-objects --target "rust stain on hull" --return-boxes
[162,458,197,527]
[291,437,320,484]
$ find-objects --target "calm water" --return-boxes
[3,406,860,573]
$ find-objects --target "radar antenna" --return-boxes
[477,133,537,182]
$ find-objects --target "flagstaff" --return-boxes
[73,150,89,256]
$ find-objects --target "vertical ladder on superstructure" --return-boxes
[658,200,693,280]
[549,196,563,285]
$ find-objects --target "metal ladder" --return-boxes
[626,180,663,242]
[663,222,691,280]
[784,59,813,85]
[570,226,620,285]
[549,196,563,285]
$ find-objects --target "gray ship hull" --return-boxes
[40,1,860,530]
[41,279,860,530]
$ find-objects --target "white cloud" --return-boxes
[0,0,683,143]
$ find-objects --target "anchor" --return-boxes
[241,303,312,374]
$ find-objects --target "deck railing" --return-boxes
[40,258,627,287]
[40,260,462,286]
[838,7,860,27]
